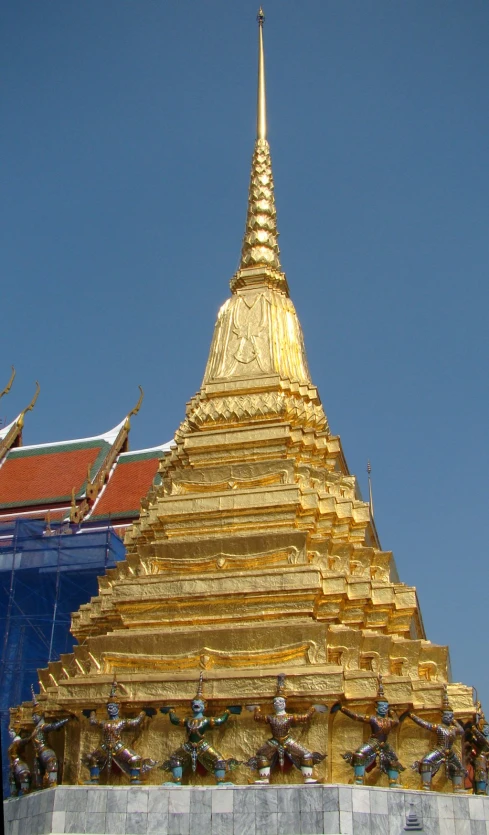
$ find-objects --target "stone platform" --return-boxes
[3,783,489,835]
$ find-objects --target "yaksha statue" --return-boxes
[463,701,489,795]
[84,679,157,785]
[405,686,465,792]
[160,673,241,785]
[29,687,72,789]
[8,727,31,796]
[331,675,405,788]
[246,674,326,784]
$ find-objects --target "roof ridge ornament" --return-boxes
[0,366,15,401]
[239,8,282,274]
[73,385,146,521]
[124,385,144,432]
[18,381,40,429]
[0,380,39,458]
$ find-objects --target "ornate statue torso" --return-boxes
[90,713,144,753]
[170,710,229,744]
[184,716,213,742]
[342,707,398,743]
[256,707,314,742]
[368,715,398,741]
[411,717,462,751]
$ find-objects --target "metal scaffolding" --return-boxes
[0,519,125,796]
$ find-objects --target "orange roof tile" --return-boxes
[91,453,161,520]
[0,444,105,508]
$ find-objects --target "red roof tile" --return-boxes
[0,446,104,507]
[91,456,160,520]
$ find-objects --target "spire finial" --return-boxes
[256,8,266,141]
[239,9,281,273]
[367,460,374,520]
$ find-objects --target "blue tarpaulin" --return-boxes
[0,519,126,796]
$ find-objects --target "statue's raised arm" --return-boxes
[408,713,435,733]
[208,709,230,728]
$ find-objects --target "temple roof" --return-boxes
[89,444,172,521]
[0,377,172,527]
[0,427,120,508]
[0,422,125,510]
[0,429,172,528]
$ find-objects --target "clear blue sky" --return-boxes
[2,2,488,708]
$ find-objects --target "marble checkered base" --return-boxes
[3,783,489,835]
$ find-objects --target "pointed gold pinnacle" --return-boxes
[240,8,281,272]
[257,7,266,141]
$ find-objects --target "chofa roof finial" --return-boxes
[0,366,15,401]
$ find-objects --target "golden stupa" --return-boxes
[21,10,474,791]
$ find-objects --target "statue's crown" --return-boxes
[442,685,453,712]
[275,673,286,698]
[107,678,121,705]
[193,672,206,702]
[376,674,386,701]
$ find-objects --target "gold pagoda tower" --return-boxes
[25,10,473,791]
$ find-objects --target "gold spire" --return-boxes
[256,8,266,141]
[240,8,281,272]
